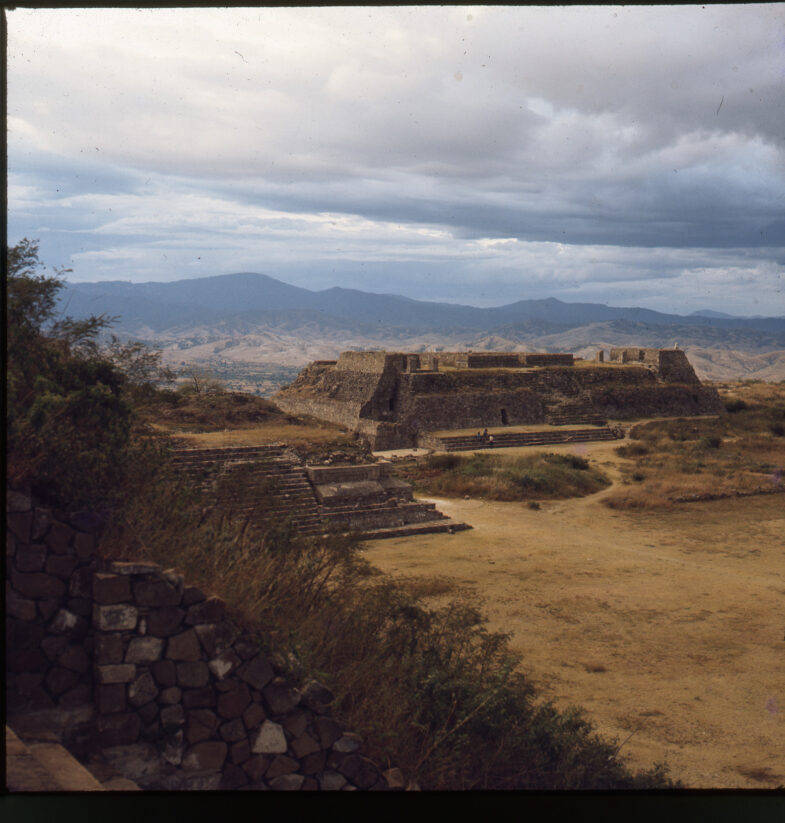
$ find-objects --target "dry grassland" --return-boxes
[364,435,785,789]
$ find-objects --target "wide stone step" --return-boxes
[357,519,473,540]
[437,428,619,451]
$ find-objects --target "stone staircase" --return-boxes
[434,427,620,452]
[170,445,469,540]
[170,444,325,537]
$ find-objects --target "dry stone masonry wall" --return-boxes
[275,348,723,449]
[6,488,396,791]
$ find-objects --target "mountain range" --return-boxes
[59,272,785,383]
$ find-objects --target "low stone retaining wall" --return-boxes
[6,488,395,791]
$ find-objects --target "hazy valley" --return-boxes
[60,272,785,391]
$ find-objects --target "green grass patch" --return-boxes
[412,452,610,501]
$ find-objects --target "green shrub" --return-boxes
[724,398,748,413]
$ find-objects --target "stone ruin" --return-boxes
[274,347,724,450]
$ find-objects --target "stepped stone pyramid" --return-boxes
[275,347,723,450]
[169,445,469,540]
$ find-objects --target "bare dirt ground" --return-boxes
[363,440,785,789]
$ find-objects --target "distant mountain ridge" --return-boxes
[61,271,785,336]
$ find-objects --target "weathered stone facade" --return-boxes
[274,349,723,450]
[6,489,395,791]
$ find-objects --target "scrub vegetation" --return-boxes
[400,451,611,503]
[603,383,785,510]
[5,239,675,790]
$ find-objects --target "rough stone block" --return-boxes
[267,773,304,791]
[186,709,219,744]
[181,687,217,709]
[45,666,80,696]
[125,636,165,665]
[97,683,127,714]
[242,702,266,731]
[314,716,345,749]
[158,686,182,706]
[12,570,66,601]
[95,634,124,665]
[69,510,105,534]
[238,653,274,691]
[147,606,185,637]
[68,566,94,598]
[138,700,160,725]
[44,521,74,554]
[45,554,78,579]
[166,629,201,661]
[7,489,32,513]
[160,704,185,728]
[339,754,380,789]
[92,573,131,605]
[41,635,69,662]
[59,683,93,708]
[133,578,182,607]
[300,750,327,776]
[290,733,321,759]
[333,732,363,753]
[152,659,177,687]
[252,720,287,754]
[217,682,251,719]
[14,543,47,572]
[194,621,237,657]
[176,661,210,688]
[7,589,37,621]
[233,635,261,660]
[263,678,301,715]
[93,603,138,632]
[220,763,250,790]
[128,671,158,707]
[65,597,92,617]
[219,718,246,743]
[242,754,270,781]
[266,755,299,780]
[230,739,251,766]
[182,741,227,772]
[97,664,137,685]
[281,709,307,738]
[185,595,225,625]
[7,511,33,542]
[38,598,61,622]
[58,645,90,673]
[31,507,53,539]
[207,649,241,680]
[48,609,89,639]
[182,585,205,606]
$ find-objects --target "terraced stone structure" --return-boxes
[275,347,723,450]
[169,445,469,539]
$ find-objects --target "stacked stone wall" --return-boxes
[6,488,394,791]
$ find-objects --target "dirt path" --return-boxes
[364,441,785,788]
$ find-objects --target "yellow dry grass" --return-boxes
[364,441,785,789]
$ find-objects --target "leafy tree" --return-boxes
[5,239,167,507]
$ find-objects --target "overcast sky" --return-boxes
[7,5,785,315]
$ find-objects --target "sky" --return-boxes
[7,5,785,316]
